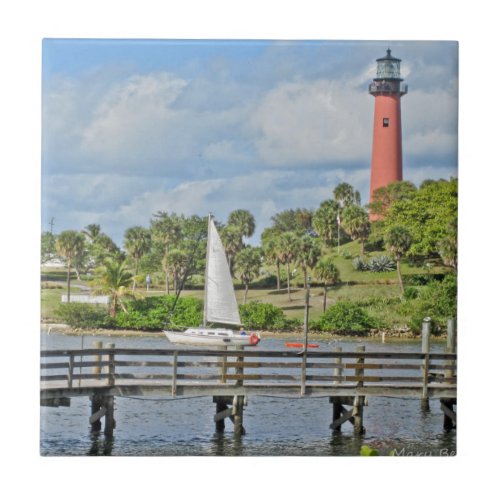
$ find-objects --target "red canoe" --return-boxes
[285,342,319,348]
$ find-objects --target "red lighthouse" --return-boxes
[368,49,408,217]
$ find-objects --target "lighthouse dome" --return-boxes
[375,49,402,80]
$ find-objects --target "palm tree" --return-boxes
[227,209,256,241]
[333,182,360,208]
[384,226,412,295]
[162,249,188,294]
[151,212,182,293]
[235,246,262,304]
[312,199,341,247]
[295,235,321,290]
[123,226,152,290]
[92,259,134,317]
[277,232,299,301]
[221,225,243,277]
[56,230,86,302]
[341,205,371,254]
[261,232,282,290]
[82,224,102,243]
[315,255,340,312]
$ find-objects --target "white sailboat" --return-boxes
[163,214,260,347]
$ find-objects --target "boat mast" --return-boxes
[203,213,212,328]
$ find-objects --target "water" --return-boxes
[40,331,456,456]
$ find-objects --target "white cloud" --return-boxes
[249,78,372,166]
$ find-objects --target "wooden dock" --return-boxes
[41,344,457,436]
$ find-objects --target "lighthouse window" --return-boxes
[383,117,390,127]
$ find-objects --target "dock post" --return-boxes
[90,394,102,433]
[421,318,431,411]
[331,346,343,432]
[103,343,115,437]
[232,346,245,435]
[442,318,457,431]
[353,345,366,435]
[213,345,232,434]
[446,318,457,380]
[89,341,103,432]
[213,397,228,432]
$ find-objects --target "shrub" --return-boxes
[115,295,203,330]
[56,303,115,329]
[367,255,396,272]
[239,301,299,331]
[407,274,457,333]
[317,301,379,333]
[352,256,367,271]
[352,255,396,272]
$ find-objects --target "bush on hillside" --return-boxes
[316,300,379,334]
[56,303,115,329]
[115,295,203,330]
[239,301,300,331]
[407,274,457,334]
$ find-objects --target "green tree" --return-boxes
[41,231,56,264]
[341,205,371,254]
[314,255,340,312]
[277,231,299,301]
[295,235,321,290]
[162,249,188,294]
[383,178,458,258]
[124,226,152,290]
[438,220,457,271]
[55,230,86,302]
[313,199,341,246]
[151,212,182,293]
[261,231,283,290]
[227,209,256,241]
[92,258,134,317]
[333,182,361,208]
[368,181,417,219]
[82,224,102,243]
[221,225,243,277]
[235,246,262,304]
[271,208,314,234]
[384,226,412,295]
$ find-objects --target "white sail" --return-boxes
[205,217,241,326]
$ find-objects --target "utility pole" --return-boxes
[49,217,55,234]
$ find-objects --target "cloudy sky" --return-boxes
[42,39,458,245]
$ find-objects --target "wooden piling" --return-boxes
[104,343,115,436]
[446,318,457,379]
[443,319,457,431]
[440,398,457,431]
[214,397,228,432]
[331,346,343,431]
[353,345,366,435]
[421,319,431,411]
[90,394,102,432]
[90,341,103,432]
[233,346,246,435]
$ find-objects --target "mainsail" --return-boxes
[204,217,241,326]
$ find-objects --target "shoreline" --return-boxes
[40,322,446,343]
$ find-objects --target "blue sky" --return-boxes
[42,39,458,245]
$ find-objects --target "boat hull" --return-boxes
[163,328,260,347]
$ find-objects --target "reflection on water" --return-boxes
[88,434,114,456]
[40,331,456,456]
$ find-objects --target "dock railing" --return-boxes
[41,347,457,400]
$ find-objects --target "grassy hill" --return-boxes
[41,240,451,333]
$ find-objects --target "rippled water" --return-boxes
[40,331,456,456]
